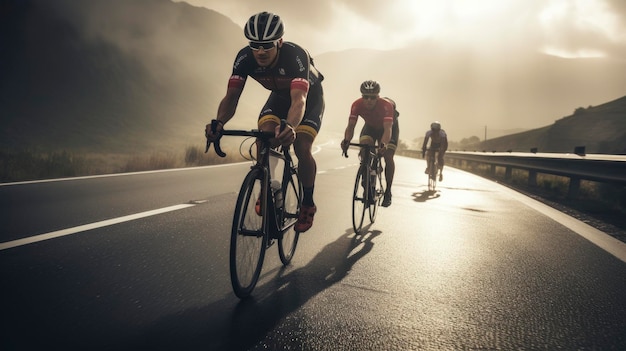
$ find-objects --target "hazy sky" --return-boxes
[170,0,626,142]
[175,0,626,58]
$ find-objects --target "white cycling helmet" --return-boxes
[244,12,284,41]
[431,121,441,131]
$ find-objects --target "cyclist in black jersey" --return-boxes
[206,12,324,233]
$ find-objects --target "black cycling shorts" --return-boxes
[359,118,400,150]
[257,85,325,140]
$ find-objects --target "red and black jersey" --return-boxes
[349,97,395,129]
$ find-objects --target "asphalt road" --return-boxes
[2,141,626,350]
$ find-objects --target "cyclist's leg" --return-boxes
[438,150,445,181]
[382,148,395,206]
[257,92,286,146]
[382,119,399,206]
[425,149,431,174]
[359,125,377,177]
[293,89,324,232]
[293,132,315,202]
[358,128,377,205]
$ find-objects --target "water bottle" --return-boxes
[271,179,283,208]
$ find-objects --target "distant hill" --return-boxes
[314,46,626,143]
[2,0,625,156]
[470,95,626,154]
[0,0,246,153]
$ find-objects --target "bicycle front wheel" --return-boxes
[369,163,383,222]
[230,168,267,298]
[278,168,302,265]
[428,158,437,192]
[352,166,367,234]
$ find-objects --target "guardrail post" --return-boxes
[505,166,512,181]
[574,146,586,156]
[568,177,581,199]
[490,164,496,176]
[529,170,537,186]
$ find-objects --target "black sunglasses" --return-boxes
[362,95,378,100]
[249,40,277,51]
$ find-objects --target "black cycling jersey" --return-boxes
[228,42,324,137]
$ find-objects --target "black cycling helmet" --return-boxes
[360,80,380,95]
[244,12,284,41]
[431,121,441,131]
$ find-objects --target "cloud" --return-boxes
[175,0,626,59]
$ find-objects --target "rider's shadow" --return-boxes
[136,229,381,351]
[412,190,441,202]
[227,228,381,349]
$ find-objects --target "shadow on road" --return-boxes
[131,229,381,350]
[412,190,440,202]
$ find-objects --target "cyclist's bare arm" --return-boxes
[421,136,429,157]
[381,120,393,146]
[286,83,307,128]
[441,136,449,152]
[206,87,243,139]
[274,86,306,146]
[343,119,357,143]
[341,118,358,154]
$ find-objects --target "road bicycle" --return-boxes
[206,120,302,298]
[425,148,440,192]
[343,142,384,234]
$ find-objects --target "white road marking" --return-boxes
[0,164,248,187]
[500,185,626,263]
[0,204,195,251]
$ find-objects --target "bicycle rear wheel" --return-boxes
[278,168,302,265]
[352,166,367,234]
[230,168,267,298]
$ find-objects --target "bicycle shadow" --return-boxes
[412,189,441,202]
[133,229,381,350]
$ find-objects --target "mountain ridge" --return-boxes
[1,0,625,156]
[473,95,626,154]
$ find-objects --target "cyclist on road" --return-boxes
[205,12,325,233]
[421,121,448,181]
[340,80,399,207]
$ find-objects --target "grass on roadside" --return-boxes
[0,145,247,183]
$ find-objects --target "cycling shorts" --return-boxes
[257,85,325,140]
[359,119,400,151]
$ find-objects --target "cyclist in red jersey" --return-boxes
[340,80,400,207]
[421,121,448,181]
[206,12,325,232]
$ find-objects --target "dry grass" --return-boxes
[0,145,246,183]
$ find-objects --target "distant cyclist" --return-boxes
[205,12,325,233]
[421,121,448,181]
[341,80,399,207]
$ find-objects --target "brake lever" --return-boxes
[205,120,226,157]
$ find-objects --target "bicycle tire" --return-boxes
[369,157,382,222]
[352,166,367,234]
[230,168,267,298]
[278,167,302,264]
[428,154,437,192]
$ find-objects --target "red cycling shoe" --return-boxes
[295,205,317,232]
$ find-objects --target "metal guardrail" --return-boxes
[398,149,626,198]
